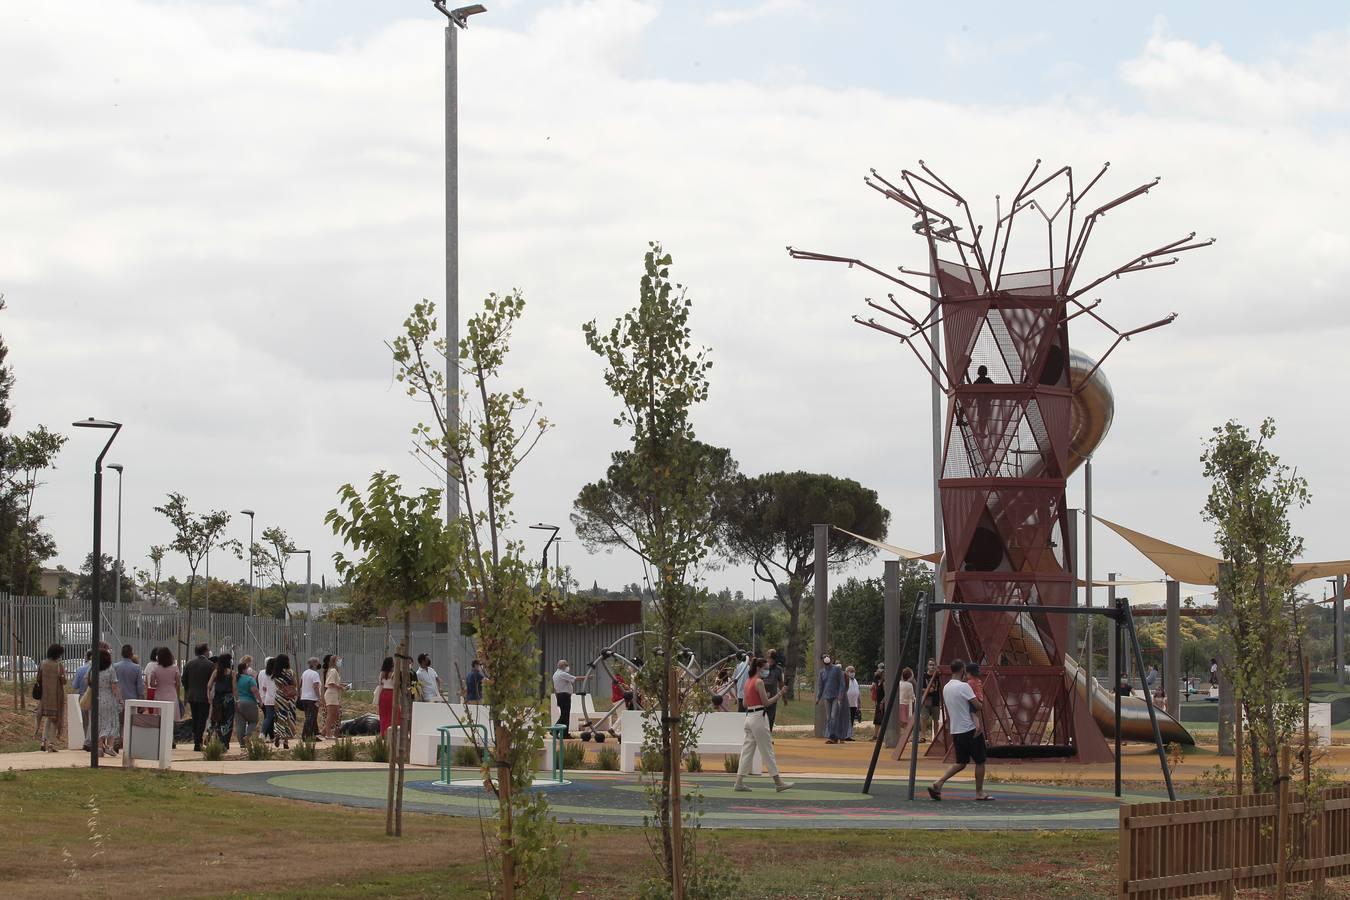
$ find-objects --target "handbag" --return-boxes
[80,687,93,711]
[32,680,42,701]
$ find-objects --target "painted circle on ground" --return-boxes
[208,768,1165,830]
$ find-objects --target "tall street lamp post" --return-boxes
[431,0,486,680]
[72,418,122,769]
[108,464,124,609]
[530,523,560,699]
[241,510,256,618]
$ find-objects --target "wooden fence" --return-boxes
[1119,785,1350,898]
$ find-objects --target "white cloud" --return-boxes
[706,0,806,28]
[1121,21,1349,120]
[2,1,1348,596]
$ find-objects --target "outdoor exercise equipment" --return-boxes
[573,629,745,742]
[793,160,1210,785]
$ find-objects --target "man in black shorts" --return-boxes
[927,659,992,802]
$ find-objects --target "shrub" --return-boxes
[201,736,225,762]
[562,742,587,769]
[368,735,389,763]
[722,753,739,773]
[452,744,482,767]
[329,737,357,762]
[684,750,702,773]
[639,749,664,773]
[244,737,273,761]
[291,740,317,762]
[0,769,16,782]
[596,746,619,771]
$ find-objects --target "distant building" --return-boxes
[38,566,76,598]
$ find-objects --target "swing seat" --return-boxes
[985,744,1077,759]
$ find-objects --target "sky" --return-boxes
[3,0,1349,608]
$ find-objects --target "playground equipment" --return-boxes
[573,630,745,742]
[792,160,1210,797]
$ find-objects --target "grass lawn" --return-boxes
[0,767,1121,898]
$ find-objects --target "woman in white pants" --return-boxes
[733,657,793,793]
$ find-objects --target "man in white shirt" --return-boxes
[415,654,442,702]
[300,657,323,741]
[927,659,991,802]
[552,659,591,738]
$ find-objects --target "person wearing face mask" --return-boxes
[816,652,845,743]
[321,653,347,738]
[761,649,786,730]
[733,657,793,793]
[552,659,591,739]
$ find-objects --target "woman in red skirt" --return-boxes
[376,656,398,736]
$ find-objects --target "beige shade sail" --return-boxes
[1095,516,1350,586]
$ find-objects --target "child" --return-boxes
[966,663,985,702]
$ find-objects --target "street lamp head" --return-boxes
[241,509,255,517]
[433,2,486,27]
[72,418,121,430]
[107,463,123,473]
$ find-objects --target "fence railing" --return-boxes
[1119,785,1350,898]
[1,593,476,693]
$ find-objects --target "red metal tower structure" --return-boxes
[791,161,1211,762]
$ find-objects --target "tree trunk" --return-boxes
[668,663,684,900]
[385,635,404,837]
[395,611,410,837]
[497,722,515,899]
[784,591,803,700]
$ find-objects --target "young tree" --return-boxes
[721,471,890,696]
[154,493,230,656]
[1,425,65,707]
[327,472,458,837]
[1202,418,1309,793]
[146,545,166,604]
[391,292,564,897]
[585,244,727,897]
[248,526,297,622]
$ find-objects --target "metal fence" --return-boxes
[1,593,477,692]
[2,593,635,698]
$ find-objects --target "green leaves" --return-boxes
[1200,417,1311,792]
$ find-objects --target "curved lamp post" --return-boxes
[72,418,122,769]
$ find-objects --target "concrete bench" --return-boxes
[618,710,760,774]
[409,702,492,767]
[408,702,564,772]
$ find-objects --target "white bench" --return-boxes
[408,702,565,772]
[619,710,760,774]
[409,702,492,767]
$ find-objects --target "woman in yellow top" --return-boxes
[321,654,347,738]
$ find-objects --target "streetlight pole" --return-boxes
[300,550,313,660]
[530,523,560,699]
[72,418,122,769]
[241,510,256,618]
[431,0,487,688]
[108,464,124,609]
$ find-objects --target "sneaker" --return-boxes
[775,781,794,793]
[733,783,752,792]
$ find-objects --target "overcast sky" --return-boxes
[4,0,1348,607]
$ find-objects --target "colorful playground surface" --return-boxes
[208,767,1165,830]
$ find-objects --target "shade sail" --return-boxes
[1095,516,1350,586]
[833,527,943,564]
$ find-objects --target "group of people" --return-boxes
[30,640,444,756]
[815,653,869,743]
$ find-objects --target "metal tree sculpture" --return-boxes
[790,161,1211,761]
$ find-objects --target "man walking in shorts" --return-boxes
[927,659,993,802]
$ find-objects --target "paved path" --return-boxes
[207,767,1164,830]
